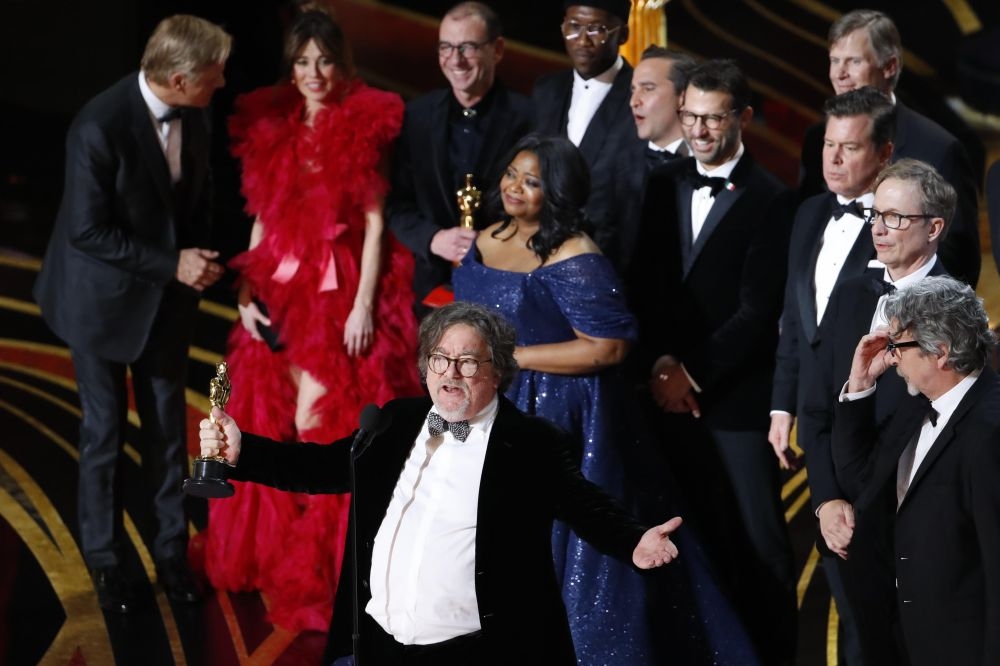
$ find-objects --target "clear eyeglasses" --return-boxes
[560,20,622,43]
[678,109,738,130]
[426,354,492,378]
[437,41,489,59]
[863,208,938,230]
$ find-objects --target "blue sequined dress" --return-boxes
[454,251,760,665]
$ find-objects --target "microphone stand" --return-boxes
[349,441,363,665]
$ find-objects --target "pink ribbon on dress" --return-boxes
[270,223,349,293]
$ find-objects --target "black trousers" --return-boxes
[72,293,194,568]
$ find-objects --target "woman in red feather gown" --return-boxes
[197,9,422,632]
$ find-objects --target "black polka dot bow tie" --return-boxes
[427,412,471,442]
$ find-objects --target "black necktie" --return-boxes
[928,408,938,427]
[427,411,471,442]
[685,168,728,196]
[832,199,864,220]
[158,107,182,123]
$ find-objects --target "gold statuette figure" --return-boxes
[456,173,481,230]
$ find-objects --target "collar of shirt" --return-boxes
[833,191,875,216]
[424,396,500,444]
[572,54,623,88]
[695,142,743,181]
[882,254,938,289]
[928,369,980,431]
[648,137,686,154]
[449,82,497,123]
[138,71,173,127]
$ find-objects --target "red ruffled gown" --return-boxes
[198,81,422,632]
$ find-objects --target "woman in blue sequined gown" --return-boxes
[453,134,760,665]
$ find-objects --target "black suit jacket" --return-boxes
[627,153,795,429]
[33,73,211,362]
[610,142,685,273]
[229,396,647,665]
[771,192,875,418]
[833,368,1000,666]
[532,63,645,264]
[798,101,980,287]
[799,262,949,508]
[386,83,533,311]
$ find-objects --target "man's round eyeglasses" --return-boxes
[560,20,622,43]
[438,41,489,59]
[678,109,738,130]
[863,207,938,230]
[427,354,492,378]
[886,339,921,356]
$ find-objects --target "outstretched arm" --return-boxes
[633,516,683,569]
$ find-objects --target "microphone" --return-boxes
[351,403,390,460]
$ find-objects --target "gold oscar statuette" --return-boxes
[456,173,481,230]
[454,173,481,267]
[183,361,236,498]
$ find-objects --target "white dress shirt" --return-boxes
[896,370,979,507]
[690,143,743,243]
[366,397,499,644]
[869,256,938,332]
[566,56,622,146]
[138,71,181,183]
[814,191,874,323]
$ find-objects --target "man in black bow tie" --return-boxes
[608,45,697,270]
[797,10,982,288]
[802,158,954,665]
[197,301,684,666]
[768,85,895,665]
[626,58,798,666]
[833,276,1000,666]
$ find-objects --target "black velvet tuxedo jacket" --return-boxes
[385,83,533,309]
[833,368,1000,666]
[230,396,647,665]
[531,62,645,264]
[627,153,796,430]
[609,142,686,273]
[33,73,211,363]
[798,101,980,287]
[771,191,876,420]
[799,262,948,509]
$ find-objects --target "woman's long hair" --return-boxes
[486,133,592,263]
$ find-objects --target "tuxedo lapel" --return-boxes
[129,80,174,211]
[676,179,695,273]
[899,369,993,509]
[576,63,631,165]
[796,194,837,342]
[685,155,748,277]
[428,91,455,215]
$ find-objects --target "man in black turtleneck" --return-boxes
[386,1,533,320]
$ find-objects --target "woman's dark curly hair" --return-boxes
[485,133,591,263]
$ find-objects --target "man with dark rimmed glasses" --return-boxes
[801,157,955,665]
[531,1,643,269]
[386,2,533,320]
[832,275,1000,666]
